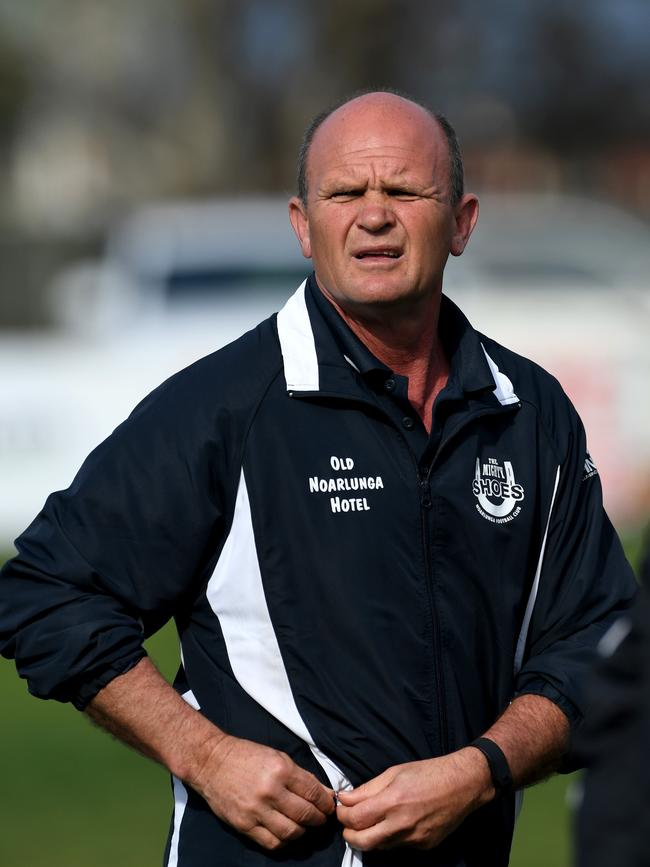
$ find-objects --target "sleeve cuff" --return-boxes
[514,677,582,726]
[68,649,148,710]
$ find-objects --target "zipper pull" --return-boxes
[418,476,432,509]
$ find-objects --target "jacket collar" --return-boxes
[275,279,320,392]
[276,274,519,407]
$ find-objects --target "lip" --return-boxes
[351,246,404,261]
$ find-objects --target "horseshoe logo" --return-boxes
[474,458,522,518]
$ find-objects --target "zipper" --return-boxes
[309,746,362,866]
[416,463,448,754]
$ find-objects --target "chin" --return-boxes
[318,272,433,315]
[347,278,424,308]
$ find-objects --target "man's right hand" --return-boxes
[86,658,335,852]
[190,733,336,850]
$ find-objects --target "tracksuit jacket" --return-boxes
[0,276,637,867]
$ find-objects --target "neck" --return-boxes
[319,286,450,433]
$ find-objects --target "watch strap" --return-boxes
[470,737,513,794]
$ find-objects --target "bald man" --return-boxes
[0,92,636,867]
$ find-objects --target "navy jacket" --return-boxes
[0,278,637,866]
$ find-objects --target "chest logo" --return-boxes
[308,455,385,514]
[472,457,525,523]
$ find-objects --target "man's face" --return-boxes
[289,94,478,320]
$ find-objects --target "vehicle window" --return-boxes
[165,266,310,299]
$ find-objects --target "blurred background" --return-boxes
[1,1,648,865]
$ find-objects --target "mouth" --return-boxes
[352,247,403,262]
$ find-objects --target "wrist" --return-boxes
[175,725,232,789]
[456,746,496,806]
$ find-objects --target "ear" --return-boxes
[288,196,312,259]
[450,194,479,257]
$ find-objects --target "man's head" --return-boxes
[289,91,479,321]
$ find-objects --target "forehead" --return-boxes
[308,98,448,184]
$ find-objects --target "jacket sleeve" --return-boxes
[513,399,638,727]
[0,371,232,709]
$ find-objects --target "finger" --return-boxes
[343,818,399,852]
[249,826,284,851]
[274,788,331,827]
[336,768,397,806]
[337,792,391,832]
[287,767,336,815]
[263,810,307,846]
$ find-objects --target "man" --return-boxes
[0,92,636,866]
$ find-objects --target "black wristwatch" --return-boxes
[469,737,513,795]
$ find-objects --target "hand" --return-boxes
[190,733,336,851]
[336,748,494,851]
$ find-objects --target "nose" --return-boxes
[356,193,396,232]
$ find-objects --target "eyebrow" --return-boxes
[320,173,428,192]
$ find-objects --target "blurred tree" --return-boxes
[0,32,28,150]
[518,4,650,153]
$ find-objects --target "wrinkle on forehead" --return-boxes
[314,132,442,164]
[322,155,423,175]
[324,144,433,161]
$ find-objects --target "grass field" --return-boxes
[1,533,645,866]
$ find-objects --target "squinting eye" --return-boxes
[388,189,418,199]
[330,191,362,200]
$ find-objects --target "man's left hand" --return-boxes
[336,748,494,851]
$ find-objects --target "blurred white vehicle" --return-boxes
[1,194,648,543]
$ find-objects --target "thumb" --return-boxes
[337,767,397,805]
